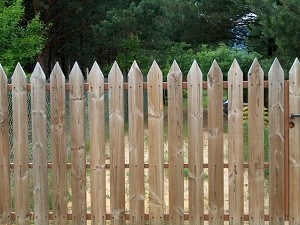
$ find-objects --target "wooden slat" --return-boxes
[88,62,106,225]
[147,61,164,225]
[187,60,204,225]
[50,63,68,224]
[128,61,145,224]
[289,58,300,225]
[108,62,125,225]
[69,63,87,224]
[0,65,10,224]
[228,60,244,225]
[207,60,224,224]
[31,63,49,224]
[167,61,184,224]
[268,58,285,225]
[12,63,30,225]
[248,59,264,225]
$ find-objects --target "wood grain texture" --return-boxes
[128,61,145,225]
[228,60,244,225]
[268,58,284,225]
[289,58,300,225]
[248,59,264,225]
[147,61,164,225]
[12,63,30,225]
[31,63,49,224]
[167,61,184,225]
[88,62,106,225]
[69,63,86,224]
[187,60,204,225]
[108,62,125,225]
[50,63,68,225]
[207,60,224,225]
[0,65,10,224]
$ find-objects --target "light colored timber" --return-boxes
[128,61,145,225]
[207,60,224,225]
[248,59,264,225]
[69,62,87,224]
[31,63,49,224]
[12,63,30,225]
[268,58,284,225]
[187,60,204,225]
[88,62,106,225]
[108,62,125,225]
[167,61,184,225]
[147,61,164,225]
[228,60,244,225]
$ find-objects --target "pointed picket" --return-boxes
[228,59,244,225]
[147,61,164,225]
[88,62,106,225]
[289,58,300,225]
[0,65,10,224]
[248,58,264,225]
[128,61,145,225]
[69,62,86,224]
[207,60,224,224]
[108,62,125,225]
[50,63,68,225]
[167,60,184,225]
[31,63,49,224]
[187,60,204,225]
[12,63,30,225]
[268,58,285,225]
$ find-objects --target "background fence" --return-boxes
[0,58,299,224]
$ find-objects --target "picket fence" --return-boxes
[0,58,300,225]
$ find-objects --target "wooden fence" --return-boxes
[0,58,299,225]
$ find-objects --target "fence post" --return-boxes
[248,59,264,225]
[208,60,224,225]
[31,63,49,224]
[69,62,87,224]
[0,65,10,224]
[228,60,244,225]
[288,58,300,225]
[168,61,184,225]
[89,62,106,225]
[187,60,204,225]
[12,63,30,225]
[109,62,125,225]
[268,58,285,224]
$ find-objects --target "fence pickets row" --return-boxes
[0,58,299,225]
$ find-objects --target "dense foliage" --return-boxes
[0,0,46,74]
[0,0,298,76]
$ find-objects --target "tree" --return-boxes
[247,0,300,69]
[0,0,46,75]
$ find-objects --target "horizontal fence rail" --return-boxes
[0,58,299,224]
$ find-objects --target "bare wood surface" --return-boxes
[147,61,164,225]
[50,63,68,225]
[69,63,86,224]
[88,62,106,225]
[167,61,184,224]
[128,61,145,224]
[248,59,264,225]
[187,60,204,225]
[0,65,10,224]
[109,62,125,225]
[228,60,244,225]
[12,63,30,225]
[289,58,300,225]
[268,59,284,225]
[207,60,224,225]
[31,63,49,224]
